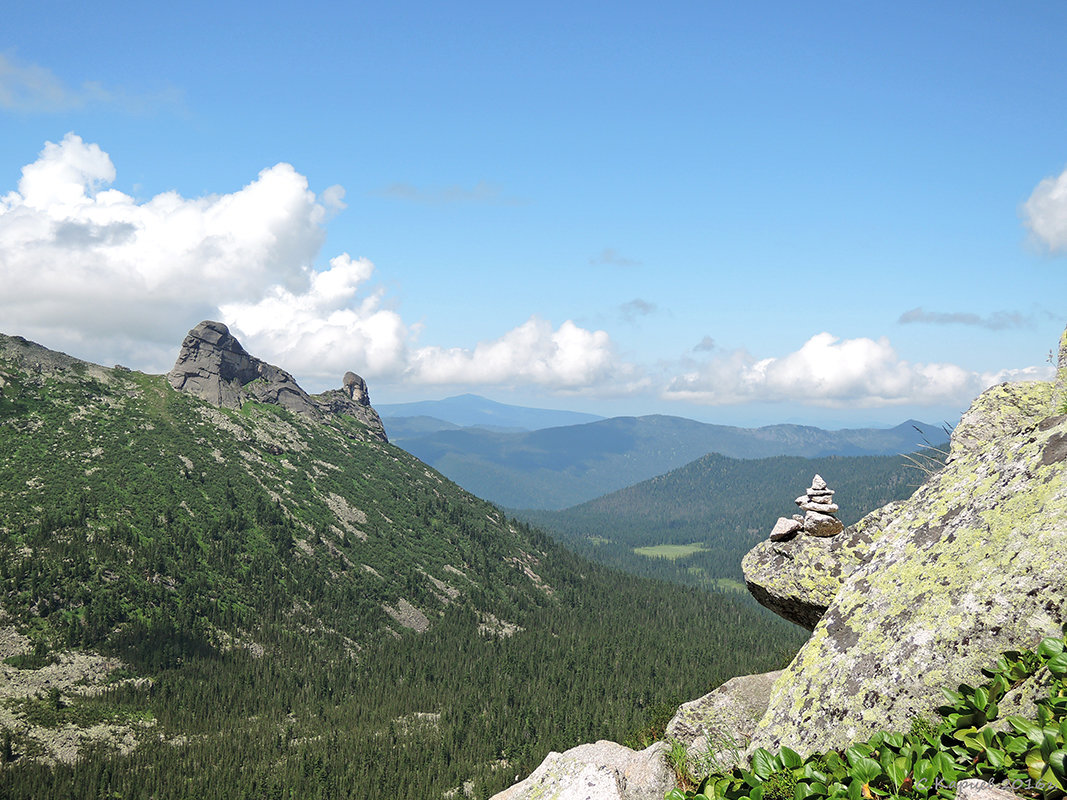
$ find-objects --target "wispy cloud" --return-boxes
[693,336,716,352]
[898,307,1028,330]
[1023,162,1067,253]
[589,247,642,267]
[0,52,181,114]
[372,181,524,206]
[620,298,656,322]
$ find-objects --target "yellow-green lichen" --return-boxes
[745,385,1067,759]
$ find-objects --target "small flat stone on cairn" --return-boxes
[770,517,803,541]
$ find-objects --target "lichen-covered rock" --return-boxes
[746,371,1067,757]
[950,380,1054,459]
[742,503,897,630]
[489,740,674,800]
[665,670,783,773]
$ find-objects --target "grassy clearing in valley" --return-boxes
[633,543,707,560]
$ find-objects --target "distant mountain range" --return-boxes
[378,393,604,433]
[386,408,949,509]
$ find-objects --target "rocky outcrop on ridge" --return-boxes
[167,321,387,441]
[311,371,387,441]
[491,740,674,800]
[742,330,1067,757]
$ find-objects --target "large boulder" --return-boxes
[490,740,674,800]
[665,670,783,774]
[745,366,1067,757]
[742,503,897,630]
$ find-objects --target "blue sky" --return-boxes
[2,1,1067,427]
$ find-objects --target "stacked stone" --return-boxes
[769,474,844,541]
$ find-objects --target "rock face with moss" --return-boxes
[745,348,1067,757]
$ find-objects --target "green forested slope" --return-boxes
[516,451,939,592]
[0,333,806,799]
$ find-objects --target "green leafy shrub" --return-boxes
[667,630,1067,800]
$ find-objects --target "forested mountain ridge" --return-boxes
[391,414,948,510]
[0,326,806,799]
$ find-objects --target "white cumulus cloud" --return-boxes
[407,316,625,390]
[1023,163,1067,253]
[0,134,631,394]
[663,332,1005,408]
[0,133,332,366]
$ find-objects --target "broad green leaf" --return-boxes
[913,758,934,783]
[845,745,872,768]
[1049,749,1067,783]
[665,791,687,800]
[1026,748,1048,781]
[985,747,1005,769]
[1042,729,1060,759]
[1004,735,1030,755]
[794,782,812,800]
[823,752,845,772]
[883,732,904,749]
[802,765,828,783]
[973,687,988,710]
[940,688,962,705]
[849,757,882,785]
[885,761,907,790]
[1047,652,1067,676]
[1008,716,1044,745]
[751,748,776,780]
[780,747,803,769]
[930,751,957,781]
[1038,637,1065,659]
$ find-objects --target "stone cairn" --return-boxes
[769,474,844,541]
